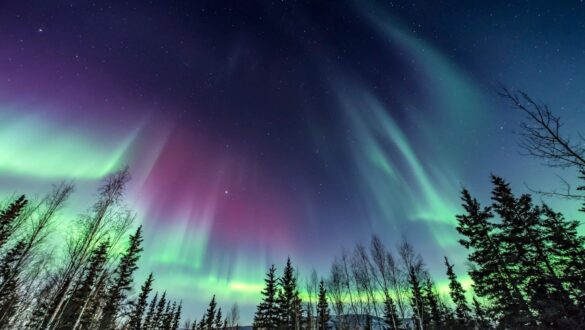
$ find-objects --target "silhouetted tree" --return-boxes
[172,301,182,330]
[0,240,26,327]
[128,272,154,330]
[204,295,217,330]
[444,257,470,326]
[214,307,223,329]
[57,241,109,330]
[317,280,329,330]
[152,291,168,329]
[254,265,279,329]
[276,257,301,329]
[456,187,533,327]
[142,291,158,329]
[472,297,490,329]
[422,277,443,329]
[399,240,427,330]
[0,195,27,249]
[99,225,144,329]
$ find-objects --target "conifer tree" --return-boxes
[456,187,533,327]
[0,240,26,328]
[172,301,182,330]
[422,278,443,329]
[472,297,490,329]
[491,176,575,325]
[0,195,27,249]
[406,266,426,330]
[197,317,206,330]
[162,301,175,329]
[541,205,585,315]
[204,295,217,330]
[57,241,109,330]
[444,257,470,326]
[129,273,154,330]
[276,257,301,329]
[143,291,158,329]
[99,225,144,329]
[316,280,329,330]
[153,291,168,329]
[383,296,400,330]
[78,270,108,329]
[214,307,223,329]
[253,265,279,329]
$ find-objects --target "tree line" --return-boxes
[0,169,186,329]
[246,89,585,329]
[0,89,584,329]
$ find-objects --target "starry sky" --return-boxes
[1,0,585,323]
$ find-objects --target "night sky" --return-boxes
[1,0,585,323]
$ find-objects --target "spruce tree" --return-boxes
[276,257,301,329]
[316,280,329,330]
[456,187,532,327]
[143,292,159,329]
[0,195,27,249]
[491,176,575,325]
[214,307,223,329]
[204,295,217,330]
[78,270,108,329]
[128,273,154,330]
[541,205,585,316]
[172,301,182,330]
[422,278,443,329]
[57,241,109,330]
[472,297,490,329]
[444,257,470,326]
[154,291,168,328]
[162,301,175,329]
[253,265,279,329]
[99,225,144,329]
[383,296,400,330]
[406,265,426,330]
[0,240,26,328]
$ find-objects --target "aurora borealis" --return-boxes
[1,0,585,323]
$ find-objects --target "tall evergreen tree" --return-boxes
[316,280,329,330]
[99,225,144,329]
[383,296,400,330]
[78,270,108,329]
[472,297,490,329]
[444,257,470,326]
[57,241,109,330]
[541,205,585,317]
[0,195,27,249]
[129,273,154,330]
[204,295,217,330]
[456,187,533,327]
[0,240,25,328]
[422,278,443,329]
[491,176,576,325]
[172,301,182,330]
[253,265,280,329]
[153,292,168,329]
[214,307,223,329]
[142,291,158,329]
[276,257,301,329]
[406,265,426,330]
[162,301,175,329]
